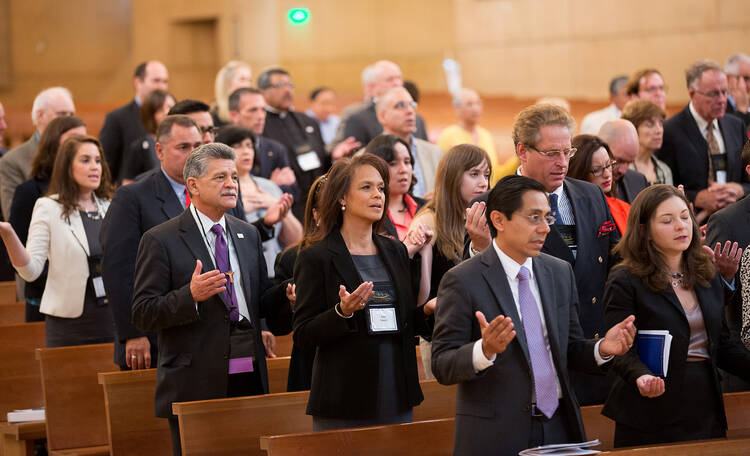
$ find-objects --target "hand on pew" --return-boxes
[263,330,277,358]
[636,374,665,398]
[126,336,152,369]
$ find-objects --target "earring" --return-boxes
[341,203,346,211]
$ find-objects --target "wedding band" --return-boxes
[131,355,137,359]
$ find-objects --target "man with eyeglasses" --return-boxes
[598,119,649,204]
[724,53,750,133]
[259,68,359,218]
[376,87,442,198]
[656,59,750,218]
[626,68,667,110]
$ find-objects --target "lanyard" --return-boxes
[193,206,238,303]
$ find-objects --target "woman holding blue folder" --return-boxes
[602,184,750,447]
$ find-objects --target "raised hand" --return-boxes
[270,167,297,186]
[636,374,665,398]
[286,283,297,309]
[189,260,227,302]
[599,315,636,357]
[331,136,362,160]
[704,240,742,283]
[338,281,374,316]
[476,311,515,359]
[465,201,491,253]
[263,193,293,226]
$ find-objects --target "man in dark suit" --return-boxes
[432,175,635,456]
[132,143,293,456]
[598,119,649,204]
[724,53,750,133]
[656,59,750,217]
[464,104,620,405]
[259,68,359,218]
[102,115,290,371]
[168,99,218,144]
[99,61,168,180]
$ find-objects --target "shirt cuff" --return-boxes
[722,276,736,291]
[594,339,613,366]
[472,339,496,373]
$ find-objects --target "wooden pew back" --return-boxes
[0,322,45,417]
[0,302,25,324]
[0,281,16,305]
[36,343,117,453]
[274,334,292,358]
[97,369,171,456]
[266,356,290,394]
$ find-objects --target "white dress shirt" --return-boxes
[579,103,621,135]
[190,205,251,321]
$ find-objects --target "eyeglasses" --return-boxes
[200,126,219,136]
[393,100,417,110]
[522,213,556,226]
[590,160,617,177]
[270,81,294,89]
[695,89,728,99]
[528,145,577,160]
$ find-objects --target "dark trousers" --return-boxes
[529,408,570,449]
[168,370,264,456]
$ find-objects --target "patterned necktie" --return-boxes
[706,123,720,183]
[210,224,239,321]
[517,266,558,418]
[548,193,561,226]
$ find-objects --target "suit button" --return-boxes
[594,333,600,339]
[598,256,603,263]
[591,297,597,304]
[523,404,530,412]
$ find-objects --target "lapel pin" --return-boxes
[237,233,244,239]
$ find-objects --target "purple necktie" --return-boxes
[517,266,558,418]
[210,224,239,321]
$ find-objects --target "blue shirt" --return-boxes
[305,110,340,145]
[160,167,188,209]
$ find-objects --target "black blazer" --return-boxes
[99,100,147,181]
[615,169,649,204]
[255,136,300,201]
[121,135,158,180]
[131,210,292,418]
[342,101,428,147]
[292,230,430,418]
[656,105,750,202]
[602,267,750,431]
[726,100,750,133]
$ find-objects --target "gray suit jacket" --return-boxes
[431,248,599,456]
[0,135,38,220]
[413,138,442,195]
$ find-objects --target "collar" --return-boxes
[517,167,564,196]
[190,204,226,233]
[134,96,142,107]
[264,105,288,118]
[404,194,418,216]
[609,103,621,117]
[160,167,186,193]
[492,239,534,282]
[689,101,717,134]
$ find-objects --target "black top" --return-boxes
[9,178,50,298]
[121,135,158,181]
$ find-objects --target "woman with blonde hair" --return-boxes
[212,60,253,127]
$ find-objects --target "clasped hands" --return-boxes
[404,223,434,258]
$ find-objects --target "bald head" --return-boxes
[453,88,482,127]
[598,119,638,181]
[367,60,403,99]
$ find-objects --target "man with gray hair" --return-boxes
[725,53,750,130]
[132,142,293,456]
[579,75,630,135]
[0,87,75,220]
[656,59,749,217]
[598,119,649,203]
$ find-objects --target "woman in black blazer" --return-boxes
[603,184,750,447]
[293,154,434,431]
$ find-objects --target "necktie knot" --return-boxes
[517,265,530,281]
[548,193,559,221]
[210,224,224,236]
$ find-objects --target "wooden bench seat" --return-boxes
[1,420,45,456]
[36,343,117,456]
[0,302,26,325]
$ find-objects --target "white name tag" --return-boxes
[716,170,727,184]
[297,151,322,172]
[368,307,398,333]
[92,276,106,298]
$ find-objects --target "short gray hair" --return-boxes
[361,64,377,87]
[183,143,237,181]
[31,87,73,125]
[725,53,750,76]
[609,75,629,96]
[685,59,723,90]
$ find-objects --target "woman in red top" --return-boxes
[568,134,630,235]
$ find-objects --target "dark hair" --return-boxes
[298,174,327,251]
[140,89,174,135]
[309,86,333,101]
[156,115,199,144]
[742,140,750,169]
[257,68,290,90]
[486,175,545,237]
[614,184,714,292]
[134,61,147,79]
[364,134,415,194]
[626,68,663,96]
[228,87,262,112]
[31,116,86,181]
[168,99,209,116]
[305,154,390,248]
[403,80,420,103]
[568,134,617,197]
[47,135,114,216]
[215,125,256,147]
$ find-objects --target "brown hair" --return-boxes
[297,174,327,251]
[620,99,666,130]
[614,184,714,292]
[141,89,174,135]
[418,144,491,261]
[568,134,618,197]
[305,154,390,248]
[31,116,86,181]
[47,135,114,217]
[512,104,576,148]
[626,68,662,97]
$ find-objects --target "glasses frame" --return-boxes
[590,160,618,177]
[527,145,577,160]
[522,213,556,226]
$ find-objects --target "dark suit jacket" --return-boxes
[255,136,300,201]
[655,105,750,202]
[706,195,750,330]
[292,230,430,419]
[101,170,259,367]
[602,267,750,432]
[99,100,147,181]
[9,178,49,299]
[131,210,292,418]
[431,249,600,456]
[341,101,428,147]
[121,135,158,180]
[615,169,649,204]
[726,99,750,134]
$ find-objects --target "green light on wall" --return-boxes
[288,8,310,24]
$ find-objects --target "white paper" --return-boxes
[519,439,601,455]
[7,408,45,423]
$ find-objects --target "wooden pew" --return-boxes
[0,281,16,305]
[602,437,750,455]
[97,369,170,456]
[36,343,117,456]
[0,302,25,324]
[274,334,292,358]
[173,379,456,456]
[0,322,46,456]
[267,356,291,394]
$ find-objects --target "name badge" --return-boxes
[92,276,106,298]
[367,306,398,334]
[297,151,322,172]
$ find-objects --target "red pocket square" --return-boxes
[597,221,616,237]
